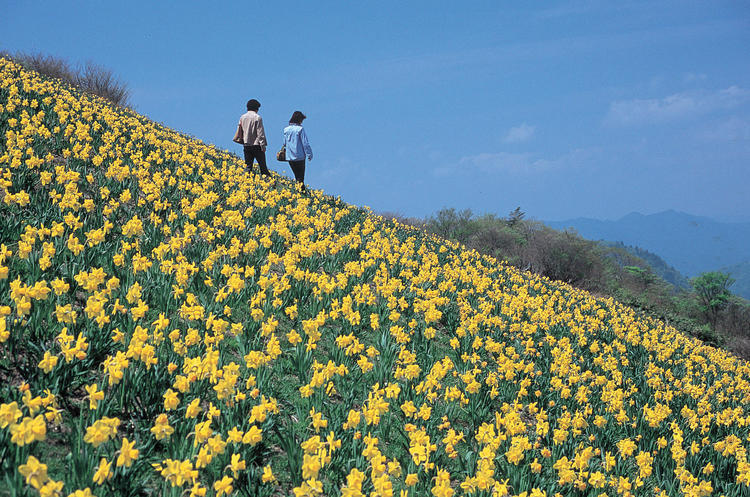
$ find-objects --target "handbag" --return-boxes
[276,145,286,162]
[232,124,243,144]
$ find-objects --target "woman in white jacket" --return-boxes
[283,111,313,191]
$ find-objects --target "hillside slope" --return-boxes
[2,57,750,497]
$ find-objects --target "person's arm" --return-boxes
[257,116,267,151]
[301,128,313,161]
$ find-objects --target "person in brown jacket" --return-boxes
[238,99,271,177]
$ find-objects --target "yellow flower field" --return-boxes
[1,56,750,497]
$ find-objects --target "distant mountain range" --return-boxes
[546,210,750,299]
[720,261,750,300]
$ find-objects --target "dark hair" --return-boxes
[289,111,306,125]
[246,99,261,111]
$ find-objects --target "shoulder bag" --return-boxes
[232,124,243,144]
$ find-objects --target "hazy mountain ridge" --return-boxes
[547,210,750,299]
[720,260,750,300]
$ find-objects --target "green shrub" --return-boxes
[426,208,475,243]
[521,227,605,288]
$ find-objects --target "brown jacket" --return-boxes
[238,111,267,150]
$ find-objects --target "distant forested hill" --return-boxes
[547,210,750,299]
[602,241,691,290]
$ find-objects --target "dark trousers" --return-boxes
[243,145,271,176]
[289,160,305,188]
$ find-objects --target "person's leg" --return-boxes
[289,160,306,190]
[243,146,255,172]
[253,146,271,177]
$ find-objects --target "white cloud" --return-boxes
[536,0,612,19]
[605,86,750,126]
[701,117,750,142]
[436,148,597,177]
[317,157,360,180]
[503,123,536,143]
[459,152,550,174]
[683,72,707,84]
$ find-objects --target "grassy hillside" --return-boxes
[1,57,750,497]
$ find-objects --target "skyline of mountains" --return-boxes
[546,209,750,299]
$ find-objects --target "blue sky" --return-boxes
[2,1,749,222]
